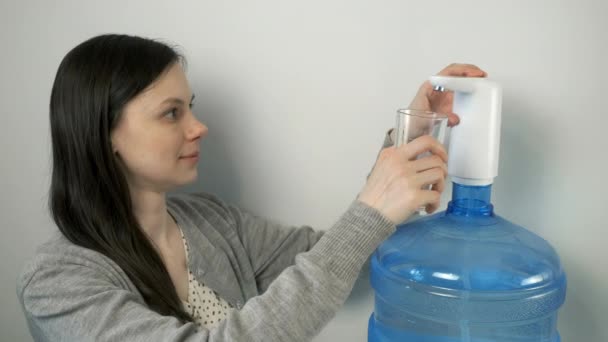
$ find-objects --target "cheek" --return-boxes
[121,135,178,177]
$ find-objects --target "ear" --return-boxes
[112,144,122,160]
[110,131,119,154]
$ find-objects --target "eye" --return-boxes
[164,108,179,120]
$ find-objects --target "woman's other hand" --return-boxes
[408,63,487,127]
[358,135,448,224]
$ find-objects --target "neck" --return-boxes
[129,187,174,244]
[446,183,494,216]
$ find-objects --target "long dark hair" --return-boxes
[49,34,192,322]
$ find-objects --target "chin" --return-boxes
[182,171,199,185]
[165,168,199,191]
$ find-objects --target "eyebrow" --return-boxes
[159,94,196,106]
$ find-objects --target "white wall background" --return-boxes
[1,0,606,340]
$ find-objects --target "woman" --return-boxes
[17,34,486,341]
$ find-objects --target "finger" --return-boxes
[415,168,445,189]
[447,112,460,127]
[425,200,440,214]
[440,63,486,77]
[438,63,487,78]
[426,176,446,213]
[418,190,441,213]
[401,136,448,162]
[431,174,446,194]
[412,155,447,176]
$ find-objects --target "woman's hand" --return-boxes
[408,63,487,127]
[361,63,486,223]
[358,135,448,224]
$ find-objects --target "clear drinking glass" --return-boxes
[394,109,448,214]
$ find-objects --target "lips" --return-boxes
[181,152,199,158]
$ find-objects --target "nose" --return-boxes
[185,113,208,141]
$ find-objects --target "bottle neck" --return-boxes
[446,183,494,216]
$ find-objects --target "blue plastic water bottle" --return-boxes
[367,183,567,341]
[368,76,567,341]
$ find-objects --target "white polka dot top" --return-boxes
[179,228,234,329]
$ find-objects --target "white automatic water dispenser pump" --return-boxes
[429,76,503,186]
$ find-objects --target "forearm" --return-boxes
[225,200,393,341]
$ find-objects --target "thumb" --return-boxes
[447,112,460,127]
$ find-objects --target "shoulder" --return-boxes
[17,233,133,302]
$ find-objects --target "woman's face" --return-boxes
[111,62,208,193]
